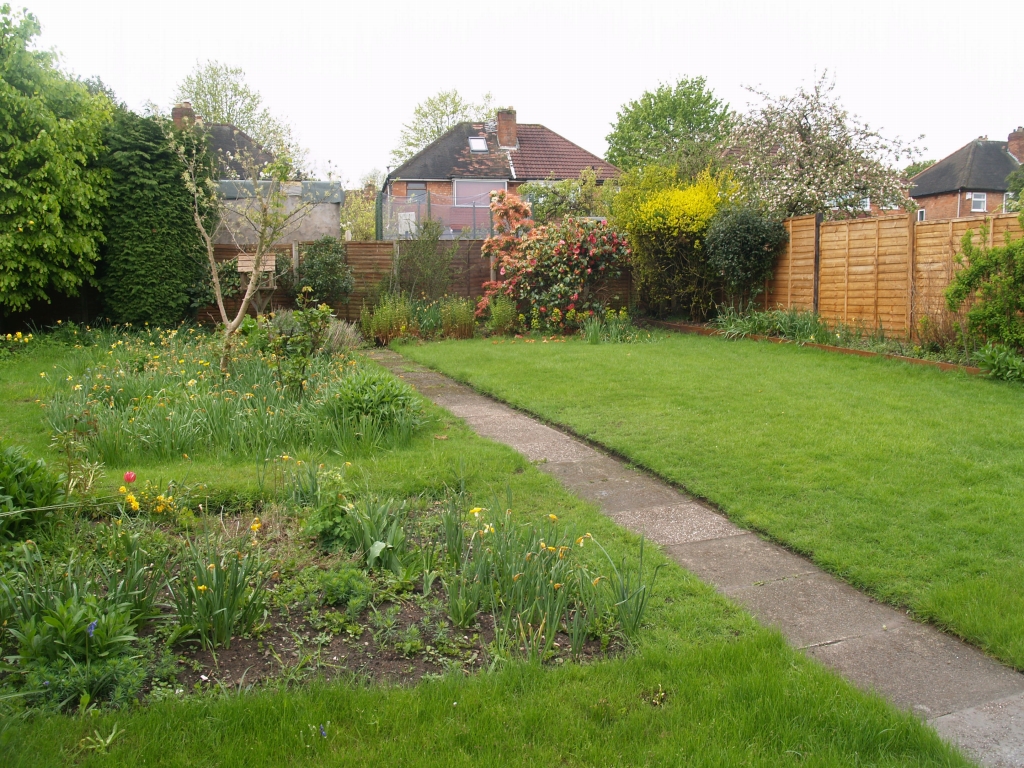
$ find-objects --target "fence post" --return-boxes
[375,191,383,241]
[813,213,822,313]
[906,212,915,339]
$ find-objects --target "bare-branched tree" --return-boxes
[169,120,323,370]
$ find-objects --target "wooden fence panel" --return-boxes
[766,212,1022,339]
[764,215,816,310]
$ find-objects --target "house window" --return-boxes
[407,182,426,203]
[971,192,987,212]
[468,137,488,152]
[917,209,926,222]
[1006,192,1015,213]
[860,197,872,211]
[454,180,506,206]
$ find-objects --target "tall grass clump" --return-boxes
[42,327,424,465]
[361,294,477,346]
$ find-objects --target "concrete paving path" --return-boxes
[371,349,1024,767]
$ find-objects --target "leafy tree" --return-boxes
[0,5,112,314]
[341,170,383,240]
[100,108,211,325]
[391,89,495,166]
[904,159,936,180]
[518,168,610,224]
[706,207,789,309]
[729,74,918,218]
[295,236,354,305]
[1006,167,1023,212]
[605,77,732,179]
[174,60,300,161]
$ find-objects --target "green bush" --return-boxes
[974,343,1024,382]
[318,566,371,613]
[0,445,64,539]
[706,206,789,309]
[946,225,1024,351]
[395,219,461,300]
[294,236,354,305]
[305,497,408,575]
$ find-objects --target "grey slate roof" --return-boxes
[208,124,275,178]
[910,139,1020,198]
[218,181,344,204]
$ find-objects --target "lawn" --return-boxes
[398,332,1024,670]
[0,333,970,766]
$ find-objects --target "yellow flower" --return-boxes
[250,517,262,533]
[592,576,603,587]
[186,379,197,387]
[575,536,584,546]
[119,486,127,494]
[553,583,563,590]
[39,372,46,377]
[469,507,483,516]
[197,584,208,593]
[548,514,558,523]
[512,573,522,582]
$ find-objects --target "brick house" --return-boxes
[910,128,1022,221]
[382,109,618,238]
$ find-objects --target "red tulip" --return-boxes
[124,471,137,484]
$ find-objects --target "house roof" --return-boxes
[208,123,275,178]
[910,138,1020,198]
[388,122,618,182]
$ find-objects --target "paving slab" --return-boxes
[664,534,818,589]
[932,693,1024,768]
[723,571,904,648]
[809,623,1024,718]
[607,503,743,545]
[374,349,1024,767]
[543,457,685,512]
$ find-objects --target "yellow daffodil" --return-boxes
[548,514,558,523]
[250,517,262,533]
[119,486,127,494]
[197,584,208,593]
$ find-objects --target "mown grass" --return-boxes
[398,333,1024,670]
[0,341,970,766]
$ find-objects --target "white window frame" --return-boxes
[917,208,926,222]
[1005,192,1014,213]
[971,192,987,212]
[468,136,488,153]
[453,179,507,207]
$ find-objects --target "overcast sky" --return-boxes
[24,0,1021,184]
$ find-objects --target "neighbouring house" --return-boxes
[909,128,1022,221]
[171,102,345,271]
[381,109,619,239]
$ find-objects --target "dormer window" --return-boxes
[468,136,488,152]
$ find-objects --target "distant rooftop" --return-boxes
[910,138,1020,197]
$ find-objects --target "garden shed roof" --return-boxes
[910,139,1020,197]
[218,180,344,204]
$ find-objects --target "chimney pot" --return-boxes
[172,102,196,129]
[1009,127,1024,163]
[497,109,517,149]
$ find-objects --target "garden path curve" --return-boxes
[371,349,1024,768]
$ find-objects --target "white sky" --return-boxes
[24,0,1021,184]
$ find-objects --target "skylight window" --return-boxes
[468,136,488,152]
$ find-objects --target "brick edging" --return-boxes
[648,320,982,376]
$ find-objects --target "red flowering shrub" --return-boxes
[479,192,631,331]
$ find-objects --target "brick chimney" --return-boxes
[171,102,196,129]
[1009,126,1024,163]
[496,109,517,149]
